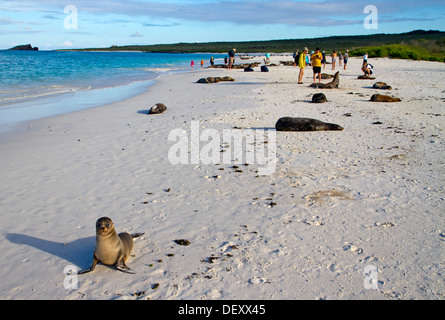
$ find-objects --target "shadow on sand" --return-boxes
[5,233,95,270]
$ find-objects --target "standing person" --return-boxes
[228,48,236,70]
[322,51,327,69]
[307,51,312,66]
[311,48,323,83]
[363,52,368,64]
[331,50,337,70]
[191,60,195,70]
[343,50,349,70]
[298,47,308,84]
[338,51,343,68]
[201,59,204,68]
[265,51,271,64]
[224,56,228,66]
[293,49,299,66]
[210,56,214,66]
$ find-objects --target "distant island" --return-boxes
[9,44,39,51]
[59,30,445,62]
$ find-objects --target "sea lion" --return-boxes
[148,103,167,114]
[312,93,327,103]
[79,217,144,274]
[310,71,340,89]
[370,94,401,102]
[275,117,344,132]
[357,75,376,80]
[197,76,235,83]
[373,82,392,90]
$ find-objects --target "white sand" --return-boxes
[0,56,444,300]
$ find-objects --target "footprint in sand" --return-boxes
[248,277,269,285]
[305,189,352,206]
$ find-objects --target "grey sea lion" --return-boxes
[79,217,144,274]
[275,117,344,132]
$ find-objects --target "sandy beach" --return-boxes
[0,55,444,300]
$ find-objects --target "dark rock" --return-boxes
[261,66,269,72]
[244,67,254,72]
[148,103,167,114]
[312,93,327,103]
[8,44,39,51]
[174,239,191,246]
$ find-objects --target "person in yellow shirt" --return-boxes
[298,47,308,84]
[311,48,323,83]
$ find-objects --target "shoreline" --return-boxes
[0,80,159,138]
[0,55,444,300]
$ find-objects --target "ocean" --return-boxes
[0,51,225,132]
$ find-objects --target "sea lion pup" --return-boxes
[79,217,144,274]
[275,117,344,132]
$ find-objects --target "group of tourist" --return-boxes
[294,47,349,84]
[193,47,373,85]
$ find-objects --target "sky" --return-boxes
[1,0,444,50]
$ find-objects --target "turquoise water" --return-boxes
[0,51,224,131]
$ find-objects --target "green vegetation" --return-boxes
[65,30,445,62]
[350,39,445,62]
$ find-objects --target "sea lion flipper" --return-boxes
[115,259,135,274]
[131,232,144,239]
[78,255,99,274]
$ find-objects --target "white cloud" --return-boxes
[63,40,73,46]
[3,0,444,27]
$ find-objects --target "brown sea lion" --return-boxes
[370,94,401,102]
[79,217,144,274]
[373,82,392,90]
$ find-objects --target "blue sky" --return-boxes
[1,0,444,50]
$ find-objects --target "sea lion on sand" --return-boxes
[370,94,401,102]
[373,82,392,90]
[79,217,144,274]
[197,76,235,83]
[312,93,327,103]
[310,71,339,89]
[357,75,376,80]
[275,117,344,132]
[148,103,167,114]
